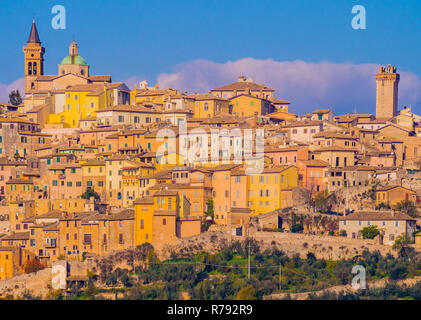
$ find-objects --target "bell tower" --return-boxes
[23,20,45,94]
[376,64,400,119]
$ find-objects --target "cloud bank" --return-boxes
[156,58,421,115]
[0,78,25,104]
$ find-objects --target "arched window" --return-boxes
[28,62,32,75]
[33,62,37,75]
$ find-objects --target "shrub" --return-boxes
[361,225,379,239]
[290,224,304,233]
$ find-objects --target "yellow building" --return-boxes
[247,166,299,216]
[81,160,106,192]
[134,189,197,246]
[105,156,136,207]
[187,94,230,118]
[130,82,179,105]
[229,94,275,117]
[0,247,33,280]
[48,82,128,128]
[375,185,416,207]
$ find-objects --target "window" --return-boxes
[140,219,144,229]
[84,234,92,245]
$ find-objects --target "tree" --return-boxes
[290,223,304,233]
[376,202,391,211]
[81,188,100,201]
[203,198,214,231]
[205,198,214,219]
[24,258,45,274]
[8,90,23,106]
[315,190,331,213]
[13,151,20,161]
[392,233,415,260]
[334,260,353,285]
[235,285,256,300]
[393,200,417,218]
[361,225,379,239]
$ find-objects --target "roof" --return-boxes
[185,93,228,101]
[270,98,290,105]
[6,178,34,185]
[135,88,178,97]
[154,189,178,197]
[211,79,274,92]
[133,196,154,205]
[61,55,87,66]
[153,210,177,216]
[1,232,30,241]
[96,104,160,113]
[376,185,415,193]
[313,132,358,140]
[339,211,415,221]
[312,146,357,152]
[313,109,332,114]
[27,20,41,43]
[0,246,20,252]
[88,75,112,82]
[81,160,105,166]
[300,159,330,167]
[284,120,322,128]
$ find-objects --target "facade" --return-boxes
[375,185,416,207]
[339,211,416,245]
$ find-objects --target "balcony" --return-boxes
[97,119,111,127]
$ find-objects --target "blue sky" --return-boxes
[0,0,420,114]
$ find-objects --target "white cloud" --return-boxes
[0,78,25,103]
[156,58,421,115]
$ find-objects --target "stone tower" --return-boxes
[376,64,400,119]
[22,20,45,94]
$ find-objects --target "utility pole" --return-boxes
[247,240,250,279]
[247,229,251,279]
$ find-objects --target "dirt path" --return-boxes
[265,275,421,300]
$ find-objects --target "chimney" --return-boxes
[238,75,246,82]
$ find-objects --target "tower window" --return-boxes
[33,62,37,75]
[28,62,32,75]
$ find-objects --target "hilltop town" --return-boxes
[1,21,421,297]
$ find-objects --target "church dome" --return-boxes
[60,55,87,65]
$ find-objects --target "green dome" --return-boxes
[60,55,87,65]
